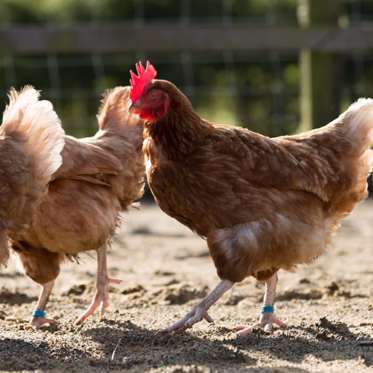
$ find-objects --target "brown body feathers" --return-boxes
[10,87,145,285]
[143,81,373,283]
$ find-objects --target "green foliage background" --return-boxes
[0,0,372,137]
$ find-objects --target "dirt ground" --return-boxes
[0,200,372,373]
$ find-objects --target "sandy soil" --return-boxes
[0,200,372,373]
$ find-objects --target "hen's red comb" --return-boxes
[129,61,157,102]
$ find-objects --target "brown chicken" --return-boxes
[10,87,145,327]
[129,61,372,335]
[0,87,64,267]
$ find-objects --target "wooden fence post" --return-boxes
[298,0,342,130]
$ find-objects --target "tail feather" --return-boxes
[96,86,145,208]
[327,98,373,217]
[0,87,65,267]
[341,98,373,156]
[342,98,373,189]
[1,86,65,186]
[97,86,143,133]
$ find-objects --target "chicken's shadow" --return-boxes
[83,318,373,369]
[1,318,371,371]
[0,288,36,305]
[83,319,255,369]
[224,321,373,366]
[0,338,92,372]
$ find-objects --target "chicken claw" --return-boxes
[163,280,233,333]
[75,245,122,325]
[163,306,213,333]
[235,273,285,337]
[75,277,121,325]
[31,316,57,328]
[234,313,286,337]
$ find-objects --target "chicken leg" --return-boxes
[31,280,56,328]
[235,273,286,337]
[163,279,233,332]
[75,244,121,325]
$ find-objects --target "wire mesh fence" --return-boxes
[0,50,300,136]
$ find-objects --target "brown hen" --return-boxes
[129,62,372,335]
[10,87,145,327]
[0,87,64,268]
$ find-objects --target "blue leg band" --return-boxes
[32,309,46,318]
[261,305,274,314]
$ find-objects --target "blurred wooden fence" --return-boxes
[1,23,373,54]
[0,0,371,130]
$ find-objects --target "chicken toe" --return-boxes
[235,313,286,337]
[163,280,233,333]
[163,305,208,333]
[75,276,122,325]
[75,245,121,325]
[31,316,57,328]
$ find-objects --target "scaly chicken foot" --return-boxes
[75,277,121,325]
[75,245,121,325]
[234,273,286,337]
[235,314,285,336]
[30,280,56,328]
[163,280,233,333]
